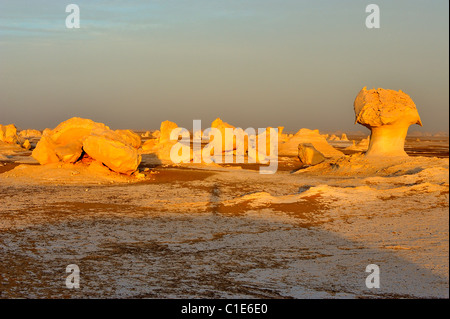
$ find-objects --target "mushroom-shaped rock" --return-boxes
[354,87,422,157]
[298,143,326,166]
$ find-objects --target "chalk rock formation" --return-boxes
[22,139,31,150]
[211,118,236,152]
[298,143,326,166]
[152,130,161,140]
[32,117,141,175]
[328,134,339,141]
[159,121,178,144]
[0,124,20,144]
[33,118,108,165]
[83,130,141,175]
[19,129,42,138]
[115,129,141,149]
[141,139,158,152]
[345,136,370,152]
[341,133,349,141]
[279,128,343,158]
[354,87,422,157]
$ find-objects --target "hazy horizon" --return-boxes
[1,0,448,133]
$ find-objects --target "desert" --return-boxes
[1,88,448,298]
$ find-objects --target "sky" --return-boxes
[0,0,448,133]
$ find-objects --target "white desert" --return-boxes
[0,89,448,299]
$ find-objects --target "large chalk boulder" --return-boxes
[83,130,141,175]
[32,117,108,164]
[279,128,343,158]
[32,117,141,175]
[159,120,178,144]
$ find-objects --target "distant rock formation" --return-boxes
[354,87,422,157]
[32,117,141,175]
[279,128,343,158]
[18,129,42,139]
[0,124,19,144]
[141,120,191,162]
[345,136,370,152]
[159,120,178,144]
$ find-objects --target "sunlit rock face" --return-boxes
[18,129,42,139]
[278,128,343,158]
[0,124,20,144]
[32,117,141,175]
[298,143,325,166]
[354,87,422,157]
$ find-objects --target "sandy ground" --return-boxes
[0,138,448,299]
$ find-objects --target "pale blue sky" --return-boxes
[0,0,448,133]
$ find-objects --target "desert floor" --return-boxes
[0,137,448,298]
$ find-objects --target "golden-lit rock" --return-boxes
[0,124,20,144]
[32,135,60,164]
[115,129,141,149]
[141,139,158,152]
[19,129,42,138]
[279,128,343,158]
[48,117,109,146]
[22,139,31,150]
[211,118,236,152]
[83,130,141,175]
[159,120,178,144]
[298,143,326,166]
[32,118,141,175]
[32,118,108,165]
[354,87,422,157]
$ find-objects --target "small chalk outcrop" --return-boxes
[83,129,141,175]
[328,134,340,141]
[345,136,370,152]
[19,129,42,138]
[22,139,31,150]
[354,87,422,157]
[211,118,236,152]
[298,143,326,166]
[0,124,20,145]
[32,117,141,175]
[279,128,343,158]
